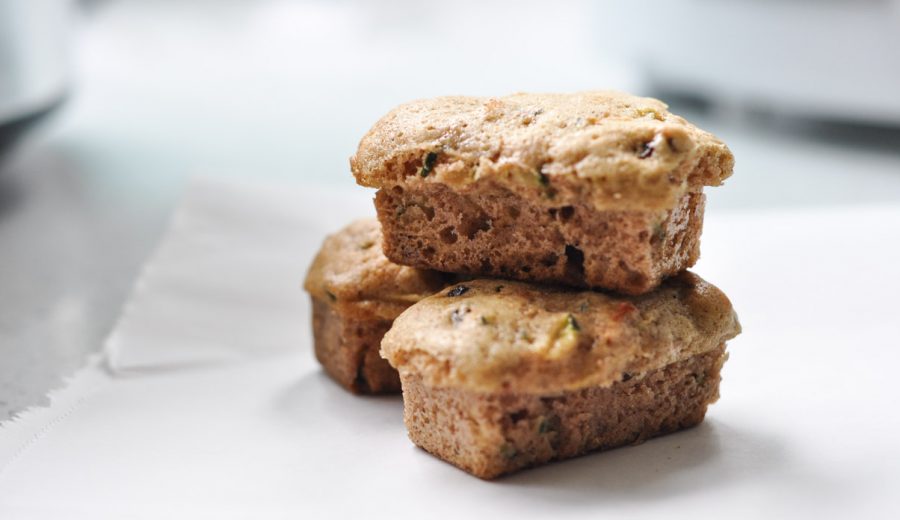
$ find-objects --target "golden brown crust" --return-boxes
[381,272,740,394]
[351,91,734,212]
[303,219,452,394]
[303,218,450,321]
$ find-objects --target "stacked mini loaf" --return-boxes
[304,91,741,479]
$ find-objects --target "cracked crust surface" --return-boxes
[381,272,740,394]
[352,91,734,212]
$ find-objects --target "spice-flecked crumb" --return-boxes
[612,302,637,322]
[451,307,469,325]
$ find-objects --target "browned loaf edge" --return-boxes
[303,218,452,395]
[375,181,704,295]
[310,298,401,394]
[401,345,726,479]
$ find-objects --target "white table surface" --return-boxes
[1,178,898,519]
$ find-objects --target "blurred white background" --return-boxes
[36,0,637,196]
[10,0,900,207]
[1,0,899,417]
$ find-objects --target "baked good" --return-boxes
[303,219,450,394]
[351,91,734,295]
[381,272,741,478]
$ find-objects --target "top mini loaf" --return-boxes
[352,91,735,295]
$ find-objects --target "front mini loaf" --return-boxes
[379,272,741,478]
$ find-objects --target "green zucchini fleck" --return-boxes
[538,419,551,434]
[446,285,469,297]
[420,151,438,177]
[652,221,665,242]
[499,443,517,459]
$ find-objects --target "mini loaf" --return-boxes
[351,91,734,295]
[381,272,741,478]
[303,219,450,394]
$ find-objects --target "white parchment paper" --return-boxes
[1,178,898,519]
